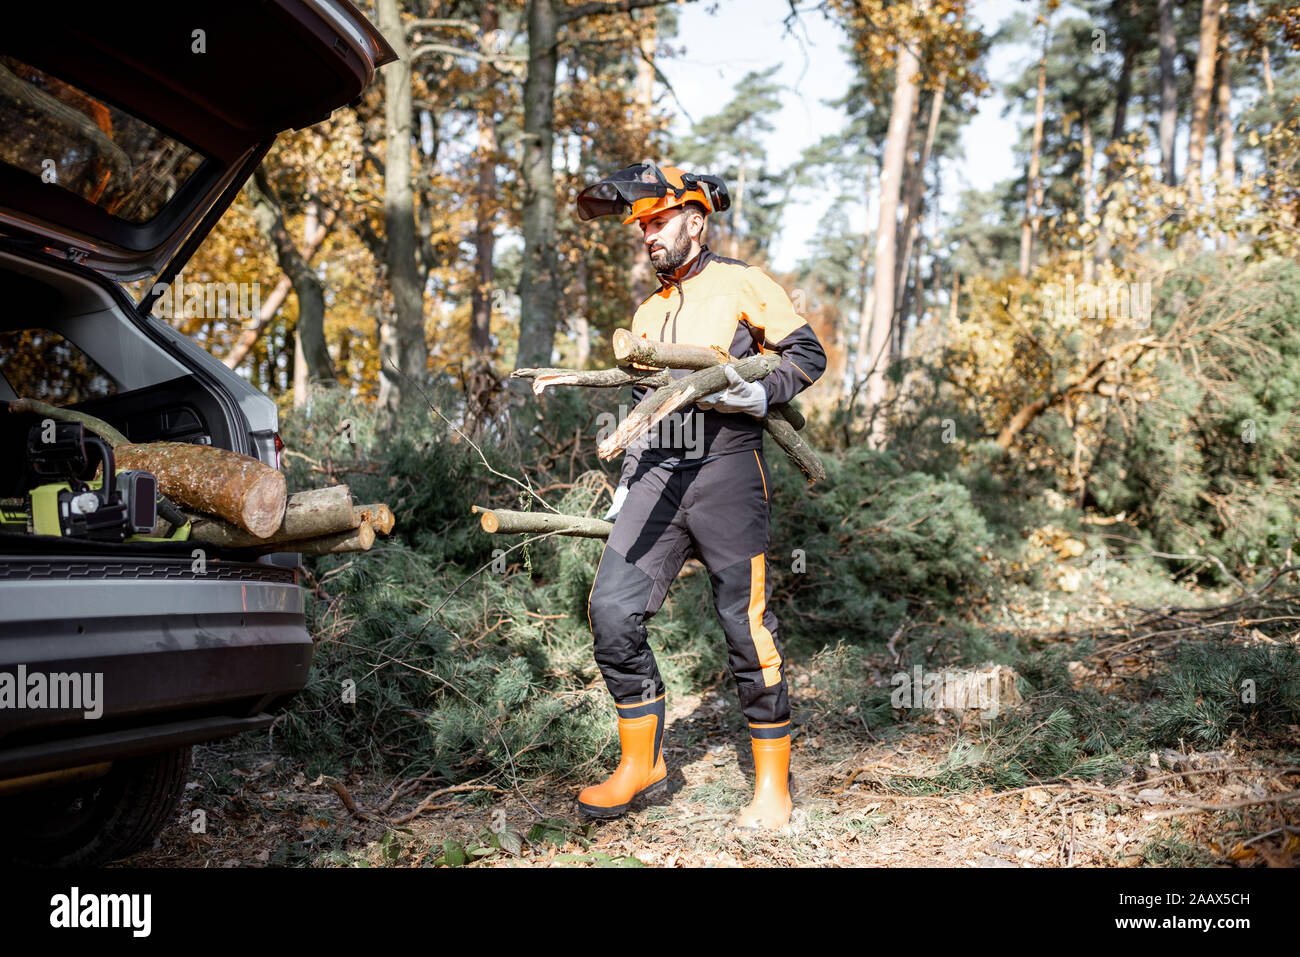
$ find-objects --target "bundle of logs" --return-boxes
[473,333,825,541]
[5,398,394,555]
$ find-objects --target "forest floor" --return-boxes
[118,573,1300,869]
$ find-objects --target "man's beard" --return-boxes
[649,224,693,274]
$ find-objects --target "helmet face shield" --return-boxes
[576,163,729,224]
[576,163,669,221]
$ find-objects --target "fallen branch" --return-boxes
[596,353,778,459]
[511,366,672,393]
[611,333,808,431]
[472,505,611,539]
[514,364,809,433]
[318,775,379,822]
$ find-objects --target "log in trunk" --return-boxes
[116,443,286,539]
[472,505,611,539]
[6,398,286,537]
[357,503,395,535]
[186,485,356,547]
[254,521,375,556]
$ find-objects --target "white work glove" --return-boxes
[697,364,769,418]
[604,484,629,521]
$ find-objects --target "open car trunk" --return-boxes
[0,0,395,284]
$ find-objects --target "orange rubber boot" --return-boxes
[577,697,667,819]
[735,733,792,829]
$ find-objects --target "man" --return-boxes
[575,163,826,829]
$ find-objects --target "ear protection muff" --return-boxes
[681,173,731,214]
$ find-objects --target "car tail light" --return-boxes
[274,432,284,471]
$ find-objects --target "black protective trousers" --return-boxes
[587,448,790,729]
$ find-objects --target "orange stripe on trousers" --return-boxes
[747,553,782,687]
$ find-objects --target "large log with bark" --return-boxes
[472,505,611,539]
[7,396,287,538]
[113,442,285,539]
[186,485,356,547]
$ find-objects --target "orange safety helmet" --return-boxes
[576,162,730,225]
[620,166,712,224]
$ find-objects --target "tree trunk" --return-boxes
[223,212,328,372]
[245,168,334,393]
[377,0,429,423]
[515,0,561,372]
[1082,108,1096,283]
[894,73,945,335]
[1215,3,1234,192]
[1110,35,1135,144]
[629,13,657,306]
[470,109,498,358]
[1216,1,1237,252]
[1248,0,1273,96]
[1187,0,1223,205]
[946,269,958,337]
[864,34,919,444]
[1019,4,1050,277]
[470,4,500,360]
[731,151,747,258]
[1158,0,1179,185]
[574,255,591,366]
[848,167,874,400]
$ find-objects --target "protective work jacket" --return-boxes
[618,245,827,485]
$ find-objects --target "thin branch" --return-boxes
[409,42,525,64]
[559,0,693,27]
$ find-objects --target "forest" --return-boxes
[126,0,1300,868]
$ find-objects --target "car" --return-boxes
[0,0,395,866]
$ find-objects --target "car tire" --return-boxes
[0,746,192,867]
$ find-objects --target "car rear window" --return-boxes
[0,55,206,224]
[0,328,118,405]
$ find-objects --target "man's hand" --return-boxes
[697,364,768,418]
[604,484,629,521]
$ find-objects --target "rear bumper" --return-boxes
[0,714,275,778]
[0,554,312,772]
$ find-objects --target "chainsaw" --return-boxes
[0,421,190,542]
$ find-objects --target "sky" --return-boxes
[655,0,1035,272]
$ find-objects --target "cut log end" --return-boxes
[611,328,636,361]
[357,503,395,535]
[240,470,289,539]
